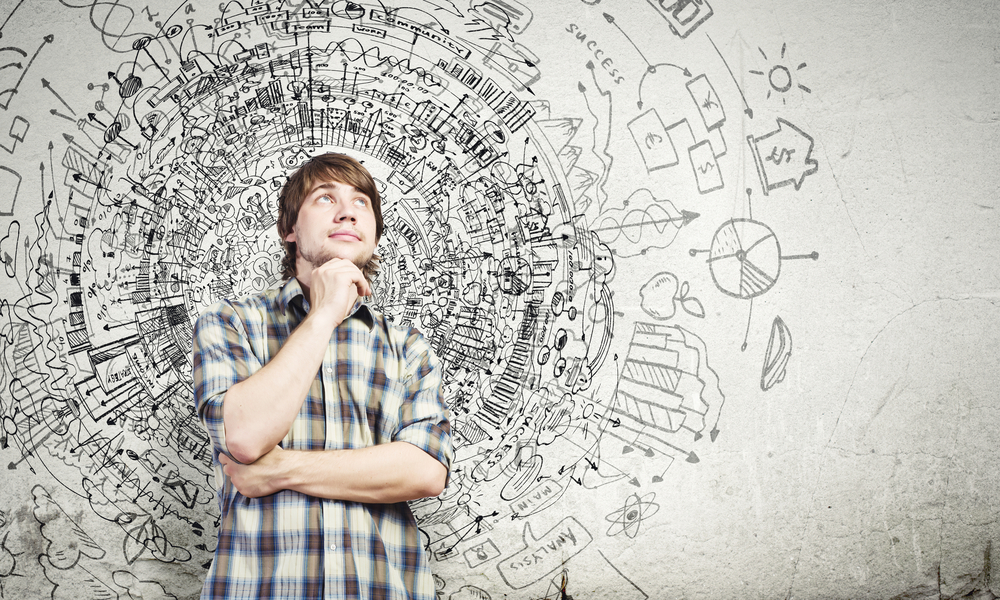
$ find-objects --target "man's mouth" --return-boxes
[328,230,361,241]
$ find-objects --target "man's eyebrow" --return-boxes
[310,182,365,195]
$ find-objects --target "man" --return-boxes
[193,153,453,600]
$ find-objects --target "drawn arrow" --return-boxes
[71,172,105,191]
[706,33,753,118]
[41,78,75,114]
[591,209,699,233]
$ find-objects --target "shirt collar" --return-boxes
[277,277,376,331]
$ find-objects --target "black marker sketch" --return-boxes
[627,108,677,172]
[496,517,592,589]
[0,0,27,37]
[0,530,24,597]
[646,0,714,39]
[592,189,698,257]
[761,315,792,391]
[448,584,493,600]
[564,23,624,85]
[690,218,816,351]
[597,549,649,599]
[638,271,705,321]
[0,0,829,595]
[0,114,26,153]
[0,34,52,110]
[0,169,19,215]
[705,32,753,119]
[113,569,177,600]
[629,70,728,194]
[605,492,660,538]
[747,118,819,194]
[690,218,818,300]
[750,43,812,105]
[609,322,725,471]
[32,485,105,572]
[470,1,533,36]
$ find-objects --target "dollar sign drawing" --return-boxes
[766,146,795,164]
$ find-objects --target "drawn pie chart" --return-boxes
[496,256,532,295]
[707,219,781,299]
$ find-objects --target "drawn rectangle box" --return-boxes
[463,539,501,568]
[686,73,725,130]
[628,109,679,172]
[646,0,714,39]
[353,23,386,38]
[689,140,723,194]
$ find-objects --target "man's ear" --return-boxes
[284,230,296,243]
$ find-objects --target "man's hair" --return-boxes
[276,153,383,282]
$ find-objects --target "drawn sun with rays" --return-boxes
[750,42,811,104]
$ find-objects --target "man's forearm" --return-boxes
[223,310,338,464]
[221,442,448,503]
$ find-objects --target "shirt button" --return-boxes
[330,543,337,550]
[325,367,333,374]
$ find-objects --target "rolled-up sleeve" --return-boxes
[392,328,454,480]
[192,302,262,461]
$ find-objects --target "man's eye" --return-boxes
[318,195,332,203]
[354,197,367,206]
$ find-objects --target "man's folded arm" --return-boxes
[194,304,339,465]
[221,441,447,503]
[220,326,455,503]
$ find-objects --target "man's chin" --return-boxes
[306,250,373,271]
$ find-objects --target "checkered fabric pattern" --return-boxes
[193,278,453,600]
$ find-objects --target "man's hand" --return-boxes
[307,258,371,327]
[220,446,288,498]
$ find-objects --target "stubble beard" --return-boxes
[299,242,374,273]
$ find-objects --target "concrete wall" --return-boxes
[0,1,997,598]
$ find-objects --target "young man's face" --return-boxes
[284,178,378,275]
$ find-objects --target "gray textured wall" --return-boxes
[0,1,997,598]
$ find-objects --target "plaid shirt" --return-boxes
[193,278,453,600]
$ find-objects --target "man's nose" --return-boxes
[333,194,357,221]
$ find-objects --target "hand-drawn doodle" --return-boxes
[0,35,52,111]
[496,517,592,590]
[0,222,18,275]
[705,32,753,120]
[639,271,705,320]
[605,492,660,538]
[608,323,725,468]
[689,218,818,300]
[32,485,106,569]
[760,315,792,391]
[747,118,819,194]
[448,584,493,600]
[0,530,24,597]
[0,167,20,216]
[593,188,699,257]
[646,0,714,39]
[750,43,811,105]
[631,68,730,195]
[0,0,830,596]
[0,115,27,153]
[113,569,177,600]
